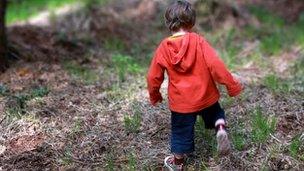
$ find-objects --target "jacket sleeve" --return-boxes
[147,47,165,105]
[202,39,243,97]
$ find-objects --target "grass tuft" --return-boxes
[263,74,291,93]
[124,102,142,134]
[60,147,73,166]
[231,126,247,151]
[248,6,285,27]
[259,30,285,55]
[13,94,31,112]
[127,152,137,171]
[104,37,126,52]
[289,135,303,158]
[5,107,23,123]
[106,152,115,171]
[31,87,50,98]
[123,113,141,134]
[195,116,217,155]
[64,61,98,84]
[251,107,276,143]
[112,54,143,82]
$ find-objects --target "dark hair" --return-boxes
[165,0,196,32]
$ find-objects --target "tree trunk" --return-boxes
[0,0,8,72]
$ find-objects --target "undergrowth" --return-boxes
[7,0,109,24]
[4,86,49,123]
[111,54,143,83]
[231,124,247,151]
[7,0,77,24]
[124,102,142,134]
[63,61,98,84]
[289,134,303,159]
[2,1,304,170]
[251,107,276,144]
[263,74,291,93]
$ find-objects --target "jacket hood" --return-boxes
[165,32,198,72]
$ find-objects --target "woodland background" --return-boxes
[0,0,303,170]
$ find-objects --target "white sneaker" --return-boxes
[216,128,231,155]
[164,155,184,171]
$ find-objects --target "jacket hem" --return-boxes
[169,94,220,113]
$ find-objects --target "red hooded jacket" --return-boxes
[147,32,242,113]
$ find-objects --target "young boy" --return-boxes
[147,0,243,170]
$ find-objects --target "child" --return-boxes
[147,0,243,170]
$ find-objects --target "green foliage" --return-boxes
[244,26,285,55]
[60,147,73,166]
[195,117,217,154]
[84,0,109,10]
[195,116,205,138]
[112,54,143,82]
[231,126,247,151]
[0,84,9,96]
[123,114,141,134]
[220,48,238,69]
[210,29,240,69]
[104,38,126,52]
[263,74,279,91]
[5,107,23,123]
[7,0,77,24]
[13,93,31,112]
[71,118,82,134]
[291,56,304,92]
[127,152,137,171]
[6,0,111,24]
[242,26,259,40]
[124,103,142,134]
[200,161,210,171]
[246,48,268,69]
[293,13,304,46]
[31,87,50,98]
[263,74,291,93]
[246,8,304,55]
[289,135,303,158]
[260,30,285,55]
[251,107,276,143]
[17,86,49,104]
[247,6,297,55]
[220,96,234,108]
[249,6,285,27]
[64,62,98,84]
[4,86,49,123]
[106,152,115,171]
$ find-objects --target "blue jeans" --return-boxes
[170,102,225,154]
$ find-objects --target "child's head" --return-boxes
[165,0,196,32]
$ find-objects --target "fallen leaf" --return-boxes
[17,68,31,77]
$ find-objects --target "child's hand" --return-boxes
[151,95,163,106]
[228,73,245,98]
[232,73,246,88]
[155,96,163,106]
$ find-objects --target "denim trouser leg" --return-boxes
[171,112,196,154]
[170,102,226,154]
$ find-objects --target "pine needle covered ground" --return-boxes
[0,0,303,170]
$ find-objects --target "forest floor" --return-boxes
[0,0,304,170]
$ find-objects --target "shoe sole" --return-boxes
[216,130,231,156]
[164,156,175,171]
